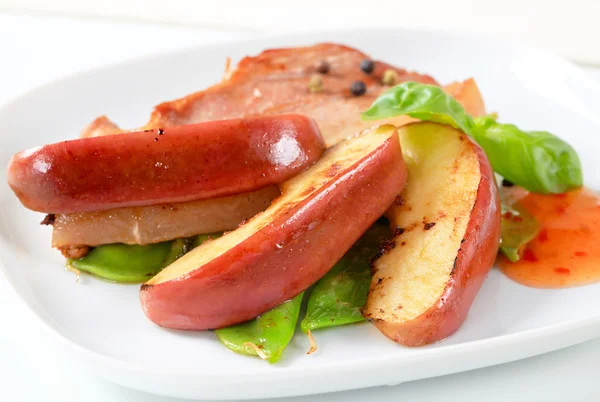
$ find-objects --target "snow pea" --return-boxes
[497,186,540,263]
[162,238,191,266]
[500,202,539,262]
[301,222,390,332]
[191,232,222,248]
[216,293,304,364]
[68,239,187,283]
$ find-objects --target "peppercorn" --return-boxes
[360,59,375,74]
[382,69,399,86]
[350,80,367,96]
[308,75,323,93]
[502,178,515,187]
[316,60,330,74]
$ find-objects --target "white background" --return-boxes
[1,10,600,402]
[2,0,600,64]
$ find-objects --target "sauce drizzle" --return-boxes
[498,187,600,288]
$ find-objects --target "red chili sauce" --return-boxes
[497,187,600,288]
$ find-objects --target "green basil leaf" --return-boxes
[361,82,475,134]
[361,82,583,194]
[472,118,583,194]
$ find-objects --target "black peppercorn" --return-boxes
[502,178,514,187]
[360,59,375,74]
[350,80,367,96]
[316,60,330,74]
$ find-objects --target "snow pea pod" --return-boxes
[301,222,390,332]
[161,238,191,266]
[497,186,540,262]
[500,202,539,262]
[216,292,303,364]
[68,241,178,283]
[191,232,222,248]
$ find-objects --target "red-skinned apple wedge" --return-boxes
[363,122,501,346]
[140,125,408,330]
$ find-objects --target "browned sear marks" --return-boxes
[424,222,436,230]
[325,162,342,178]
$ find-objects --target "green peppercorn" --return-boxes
[382,69,399,86]
[308,75,323,93]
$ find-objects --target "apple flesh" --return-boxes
[140,125,408,330]
[362,122,501,346]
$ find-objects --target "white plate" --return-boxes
[1,29,600,401]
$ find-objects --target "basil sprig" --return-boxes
[362,82,583,194]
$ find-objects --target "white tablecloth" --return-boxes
[1,13,599,402]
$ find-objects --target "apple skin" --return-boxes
[7,114,324,214]
[363,122,501,346]
[140,126,407,330]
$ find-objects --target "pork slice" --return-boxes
[82,43,438,146]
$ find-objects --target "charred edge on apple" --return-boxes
[369,240,397,272]
[394,226,405,236]
[380,240,396,254]
[423,222,436,230]
[363,312,384,324]
[140,283,152,291]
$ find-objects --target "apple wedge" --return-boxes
[140,125,408,330]
[363,122,501,346]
